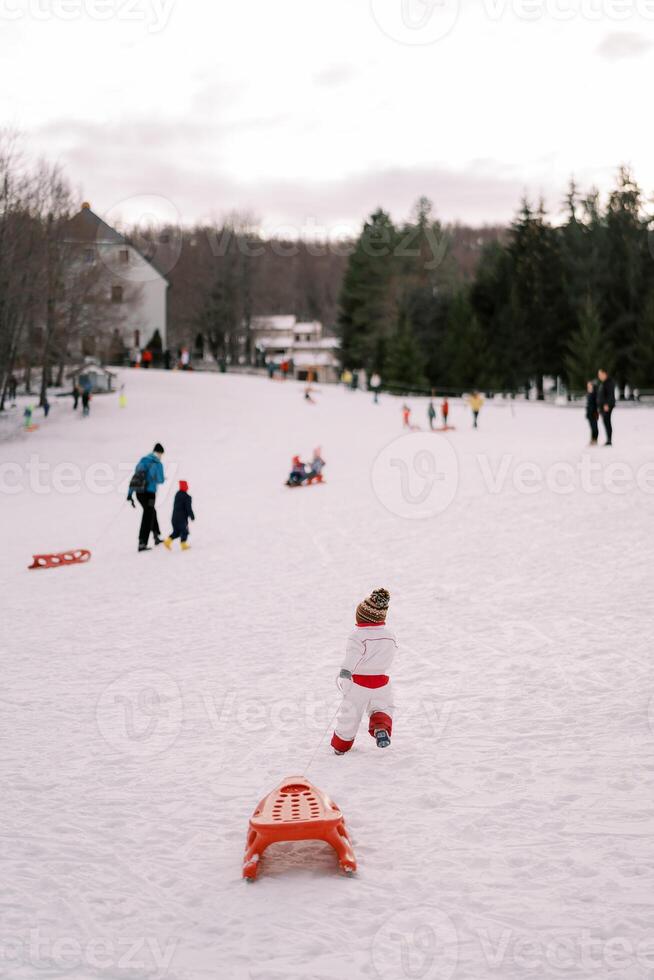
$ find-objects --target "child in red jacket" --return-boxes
[331,588,398,754]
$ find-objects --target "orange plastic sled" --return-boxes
[28,549,91,570]
[242,776,357,880]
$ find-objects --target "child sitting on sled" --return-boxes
[287,455,308,486]
[331,588,397,755]
[306,447,325,483]
[164,480,195,551]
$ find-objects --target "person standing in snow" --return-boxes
[467,391,484,428]
[164,480,195,551]
[442,398,450,427]
[72,383,80,410]
[402,404,411,429]
[127,442,165,552]
[585,380,599,445]
[331,588,397,755]
[597,368,615,446]
[370,372,381,404]
[81,387,91,417]
[427,400,436,430]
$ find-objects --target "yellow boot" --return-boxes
[181,541,190,551]
[163,537,172,550]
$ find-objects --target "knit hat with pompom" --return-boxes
[356,588,390,624]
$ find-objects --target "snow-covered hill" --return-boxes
[3,370,654,980]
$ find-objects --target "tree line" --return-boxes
[339,171,654,395]
[4,131,651,406]
[0,135,130,410]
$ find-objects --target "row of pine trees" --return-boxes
[338,169,654,393]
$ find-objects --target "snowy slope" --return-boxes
[2,371,654,980]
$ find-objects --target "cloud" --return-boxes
[596,32,654,61]
[30,115,570,229]
[313,65,358,88]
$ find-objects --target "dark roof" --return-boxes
[63,204,126,245]
[62,203,169,284]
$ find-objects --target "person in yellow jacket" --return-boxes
[467,391,484,428]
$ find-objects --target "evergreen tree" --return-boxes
[630,291,654,387]
[442,291,492,389]
[564,296,612,391]
[469,241,515,387]
[398,197,454,386]
[602,167,648,381]
[384,309,426,388]
[507,199,571,396]
[338,209,398,372]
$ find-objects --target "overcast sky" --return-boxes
[3,0,654,233]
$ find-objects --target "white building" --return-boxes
[64,203,168,359]
[250,315,340,382]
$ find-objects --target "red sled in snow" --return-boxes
[28,549,91,570]
[431,425,456,432]
[242,776,356,880]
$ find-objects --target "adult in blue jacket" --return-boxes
[128,442,165,551]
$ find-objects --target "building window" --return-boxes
[84,248,95,264]
[119,249,129,264]
[295,334,300,342]
[111,285,124,303]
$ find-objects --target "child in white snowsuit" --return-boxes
[331,588,397,754]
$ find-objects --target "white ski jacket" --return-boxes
[341,624,398,687]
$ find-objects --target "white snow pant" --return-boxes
[331,680,394,753]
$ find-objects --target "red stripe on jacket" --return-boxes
[353,674,389,689]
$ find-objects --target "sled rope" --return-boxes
[301,701,342,778]
[92,496,128,547]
